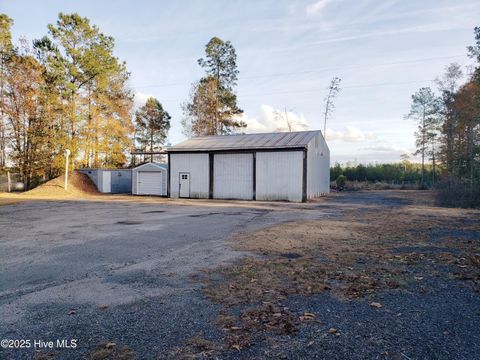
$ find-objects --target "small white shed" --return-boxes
[132,162,168,196]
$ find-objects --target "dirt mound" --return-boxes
[25,171,99,198]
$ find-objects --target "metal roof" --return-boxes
[167,130,322,152]
[133,162,168,170]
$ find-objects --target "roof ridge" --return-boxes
[167,130,326,152]
[190,129,320,139]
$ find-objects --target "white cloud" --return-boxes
[306,0,330,16]
[325,126,376,143]
[363,145,411,154]
[238,105,310,133]
[133,91,154,109]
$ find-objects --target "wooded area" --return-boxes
[406,27,480,206]
[0,14,248,189]
[0,13,133,189]
[331,27,480,207]
[0,11,478,206]
[330,162,437,185]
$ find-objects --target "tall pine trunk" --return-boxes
[84,87,92,167]
[432,140,436,184]
[0,56,5,169]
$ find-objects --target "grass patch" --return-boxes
[165,332,218,359]
[187,191,480,356]
[88,342,134,360]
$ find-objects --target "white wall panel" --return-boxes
[256,151,303,202]
[214,153,253,200]
[97,170,111,193]
[170,153,209,198]
[307,132,330,198]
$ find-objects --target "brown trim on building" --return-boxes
[302,149,308,202]
[167,147,306,155]
[167,153,171,197]
[209,152,214,199]
[252,151,256,200]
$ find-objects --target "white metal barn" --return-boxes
[167,130,329,202]
[132,162,168,196]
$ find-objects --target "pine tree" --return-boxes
[407,87,441,186]
[135,97,170,162]
[44,13,133,168]
[0,14,13,169]
[183,37,244,136]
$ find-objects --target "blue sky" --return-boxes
[2,0,478,163]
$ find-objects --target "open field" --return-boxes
[0,190,479,359]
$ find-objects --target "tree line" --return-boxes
[0,11,338,190]
[405,27,480,206]
[1,11,478,204]
[0,13,133,189]
[0,13,247,189]
[330,162,437,185]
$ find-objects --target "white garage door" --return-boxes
[137,172,163,195]
[214,153,253,200]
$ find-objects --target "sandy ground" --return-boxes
[0,190,478,359]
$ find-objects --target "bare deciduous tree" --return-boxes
[323,76,341,137]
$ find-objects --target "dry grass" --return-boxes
[32,350,58,360]
[231,220,367,256]
[165,332,218,359]
[0,197,25,206]
[88,342,135,360]
[192,191,480,355]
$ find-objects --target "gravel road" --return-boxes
[0,192,478,359]
[0,197,332,359]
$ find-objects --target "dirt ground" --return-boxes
[0,190,479,359]
[175,191,480,359]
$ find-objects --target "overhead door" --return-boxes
[214,153,253,200]
[137,172,163,195]
[256,151,303,201]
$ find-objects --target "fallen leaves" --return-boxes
[188,191,479,357]
[240,304,298,335]
[89,342,134,360]
[328,328,341,336]
[299,312,316,322]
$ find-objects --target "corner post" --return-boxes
[252,152,256,200]
[302,148,308,202]
[167,153,171,197]
[209,153,214,199]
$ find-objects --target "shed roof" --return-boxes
[133,162,168,171]
[167,130,322,152]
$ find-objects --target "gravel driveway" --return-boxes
[0,197,332,359]
[0,192,478,359]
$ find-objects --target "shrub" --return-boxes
[335,175,347,190]
[435,177,480,208]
